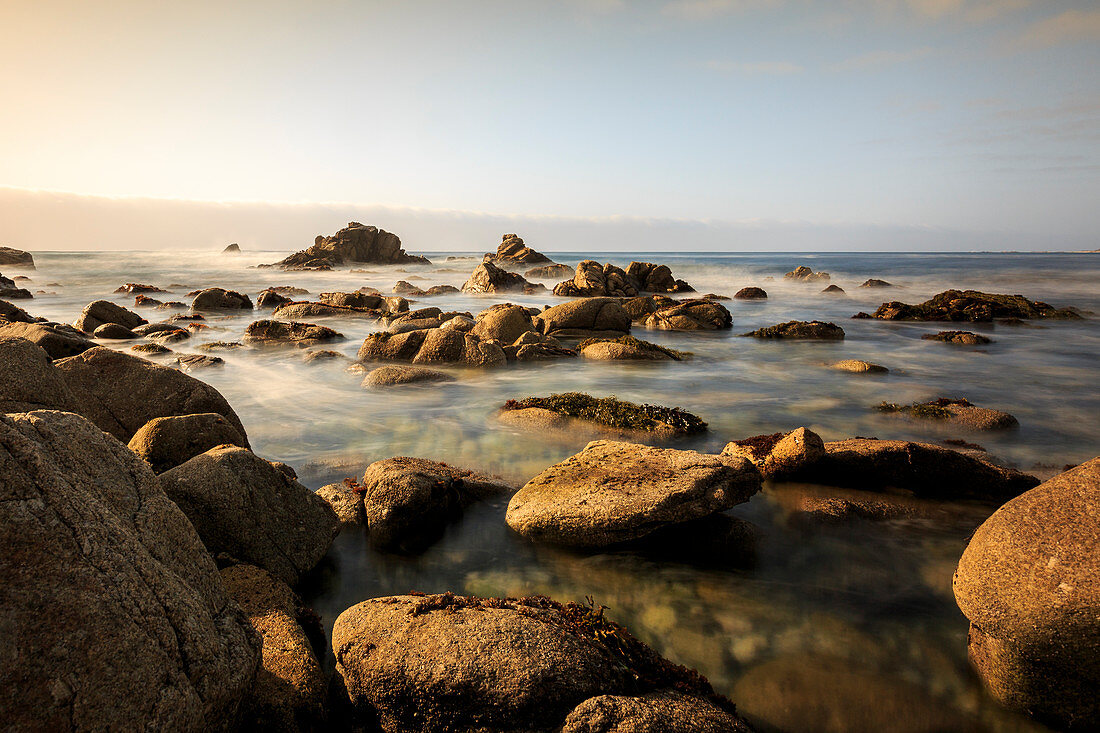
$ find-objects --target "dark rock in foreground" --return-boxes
[0,321,95,358]
[265,222,428,270]
[0,298,34,323]
[868,289,1081,322]
[73,300,147,333]
[127,412,250,473]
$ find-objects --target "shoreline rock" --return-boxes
[263,222,429,270]
[865,289,1080,321]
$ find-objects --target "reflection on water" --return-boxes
[22,249,1100,732]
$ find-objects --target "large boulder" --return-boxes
[868,289,1080,321]
[357,329,506,367]
[787,438,1039,500]
[332,593,740,733]
[192,288,254,311]
[54,346,247,442]
[0,246,34,268]
[243,319,343,345]
[506,440,761,547]
[471,303,535,344]
[73,299,146,333]
[157,446,339,586]
[461,261,537,294]
[640,299,732,331]
[358,457,513,551]
[734,286,768,300]
[0,337,84,414]
[554,260,638,297]
[0,298,34,322]
[127,412,250,473]
[0,410,260,730]
[256,290,291,309]
[483,233,553,266]
[265,222,428,269]
[0,320,95,358]
[318,291,388,309]
[722,427,826,481]
[741,320,845,340]
[220,563,327,731]
[577,334,688,361]
[625,261,694,293]
[533,297,632,339]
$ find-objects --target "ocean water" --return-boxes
[17,249,1100,731]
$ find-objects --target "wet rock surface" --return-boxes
[868,289,1080,321]
[742,320,845,339]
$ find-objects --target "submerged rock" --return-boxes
[358,329,506,367]
[822,284,845,294]
[921,330,992,345]
[192,287,254,311]
[362,365,455,388]
[115,282,167,294]
[243,319,343,345]
[176,354,225,372]
[784,265,830,282]
[483,233,554,267]
[0,410,260,730]
[734,286,768,299]
[158,446,338,586]
[869,289,1080,321]
[860,278,893,288]
[127,412,250,473]
[533,297,632,338]
[499,392,707,442]
[506,440,760,547]
[741,320,844,340]
[876,397,1018,431]
[831,359,888,374]
[640,299,732,331]
[577,334,689,361]
[954,458,1100,731]
[265,222,428,269]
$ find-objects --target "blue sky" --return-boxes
[1,0,1097,249]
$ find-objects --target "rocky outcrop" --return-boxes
[741,320,844,339]
[0,273,32,299]
[483,233,553,267]
[876,397,1018,431]
[499,393,706,443]
[461,261,540,294]
[272,302,382,319]
[127,412,250,473]
[0,337,84,414]
[361,365,455,388]
[921,330,992,345]
[831,359,888,373]
[625,261,694,293]
[54,346,247,441]
[525,263,573,279]
[506,440,760,547]
[192,288,254,311]
[115,283,166,294]
[220,563,326,731]
[332,593,742,732]
[553,261,638,297]
[953,458,1100,730]
[265,222,428,269]
[822,284,845,294]
[0,321,95,358]
[73,300,147,333]
[357,457,513,551]
[860,278,892,288]
[318,291,388,309]
[784,265,830,282]
[577,335,688,361]
[243,319,343,345]
[0,298,34,323]
[532,297,632,339]
[722,427,826,482]
[734,286,768,299]
[471,303,535,344]
[158,446,338,586]
[639,299,732,331]
[867,289,1080,321]
[0,246,34,268]
[0,410,260,730]
[256,290,291,309]
[787,438,1038,500]
[562,691,750,732]
[223,243,241,253]
[358,329,506,367]
[317,482,365,528]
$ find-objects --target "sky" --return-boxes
[1,0,1098,251]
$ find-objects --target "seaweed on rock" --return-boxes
[502,392,707,434]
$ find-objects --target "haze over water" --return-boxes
[21,247,1100,732]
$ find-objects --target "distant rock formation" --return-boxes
[0,247,34,269]
[482,233,553,267]
[262,222,429,270]
[223,243,241,254]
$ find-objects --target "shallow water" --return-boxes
[17,249,1100,731]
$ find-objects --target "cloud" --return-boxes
[705,59,804,74]
[1017,9,1100,48]
[829,46,934,71]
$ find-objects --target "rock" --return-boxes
[860,278,893,287]
[831,359,888,373]
[483,233,554,266]
[196,341,243,352]
[471,303,535,344]
[220,563,326,731]
[0,284,32,299]
[554,260,638,297]
[506,440,761,547]
[357,329,506,367]
[54,346,247,442]
[787,438,1039,500]
[317,482,365,528]
[256,290,291,309]
[358,457,513,551]
[0,410,260,730]
[562,691,750,733]
[272,301,380,319]
[223,243,241,253]
[784,265,830,282]
[332,593,734,732]
[0,246,34,268]
[192,288,254,311]
[73,300,147,333]
[424,284,460,296]
[362,365,455,388]
[134,294,163,308]
[620,295,677,321]
[741,320,844,339]
[158,446,339,586]
[0,321,95,358]
[953,459,1100,730]
[533,297,632,339]
[318,291,386,309]
[127,412,248,473]
[499,393,706,443]
[149,327,191,344]
[0,298,34,322]
[176,354,225,372]
[505,338,578,362]
[577,335,688,361]
[876,398,1018,431]
[134,322,189,336]
[822,284,845,294]
[870,289,1080,321]
[734,286,768,299]
[0,338,84,414]
[115,283,166,294]
[302,349,346,363]
[525,263,573,279]
[392,280,423,295]
[265,222,428,269]
[243,319,343,345]
[439,314,475,332]
[93,322,138,339]
[625,261,694,293]
[921,330,992,345]
[722,427,826,481]
[640,299,732,331]
[132,343,172,355]
[461,261,539,294]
